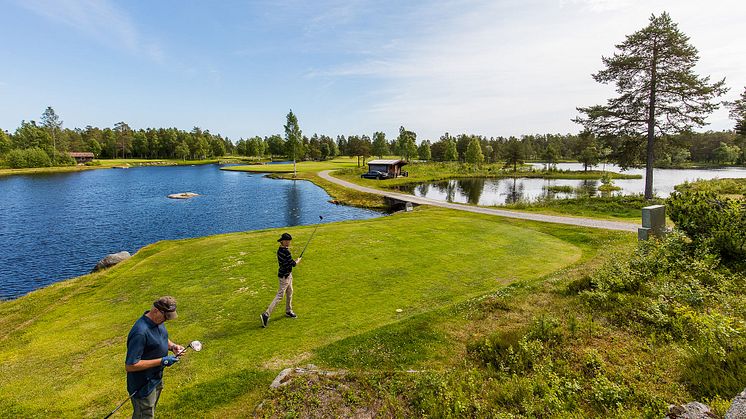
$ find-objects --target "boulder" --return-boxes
[726,388,746,419]
[92,251,131,272]
[667,402,717,419]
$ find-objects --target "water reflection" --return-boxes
[397,164,746,206]
[285,180,302,226]
[458,178,486,204]
[576,179,598,197]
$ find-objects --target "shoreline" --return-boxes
[0,158,246,177]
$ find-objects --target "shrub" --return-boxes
[668,188,746,261]
[5,149,28,168]
[6,147,52,168]
[25,148,53,167]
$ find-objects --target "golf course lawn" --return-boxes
[0,206,610,417]
[222,157,361,174]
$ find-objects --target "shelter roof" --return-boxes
[367,159,406,165]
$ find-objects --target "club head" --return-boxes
[319,215,323,221]
[190,340,203,352]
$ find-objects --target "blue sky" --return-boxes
[1,0,744,141]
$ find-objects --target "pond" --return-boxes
[396,163,746,206]
[0,165,382,299]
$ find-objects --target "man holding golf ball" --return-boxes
[124,296,184,418]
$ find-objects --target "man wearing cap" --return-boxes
[260,233,301,327]
[125,296,184,418]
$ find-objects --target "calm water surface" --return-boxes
[398,163,746,206]
[0,165,381,299]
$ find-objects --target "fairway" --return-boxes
[222,157,361,174]
[0,207,582,417]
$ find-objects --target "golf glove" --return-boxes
[161,355,179,367]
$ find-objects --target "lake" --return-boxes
[0,165,382,300]
[397,163,746,206]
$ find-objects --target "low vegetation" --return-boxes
[501,195,664,222]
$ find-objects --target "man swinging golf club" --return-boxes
[124,296,184,418]
[261,233,301,327]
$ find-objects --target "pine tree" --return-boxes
[727,87,746,137]
[284,110,303,176]
[465,138,484,169]
[575,12,727,199]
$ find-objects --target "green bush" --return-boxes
[6,147,54,168]
[668,188,746,261]
[4,148,76,168]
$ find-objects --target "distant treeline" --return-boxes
[0,107,743,169]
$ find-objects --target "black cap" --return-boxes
[277,233,292,242]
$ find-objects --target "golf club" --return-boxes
[103,340,203,418]
[176,340,203,357]
[299,215,323,258]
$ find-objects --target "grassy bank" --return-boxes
[500,195,665,222]
[0,165,104,177]
[333,162,639,190]
[222,157,360,174]
[0,158,240,177]
[0,207,588,417]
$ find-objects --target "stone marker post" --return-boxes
[639,204,666,240]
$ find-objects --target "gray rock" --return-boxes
[667,402,717,419]
[92,251,131,272]
[167,192,199,199]
[726,388,746,419]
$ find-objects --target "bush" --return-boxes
[6,147,52,168]
[668,188,746,261]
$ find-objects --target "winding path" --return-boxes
[319,170,638,233]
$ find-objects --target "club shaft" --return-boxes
[299,225,320,257]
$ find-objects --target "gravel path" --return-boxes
[319,170,639,233]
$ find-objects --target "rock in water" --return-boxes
[167,192,199,199]
[726,388,746,419]
[92,251,131,272]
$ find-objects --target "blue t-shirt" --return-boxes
[125,311,169,398]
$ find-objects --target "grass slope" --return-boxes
[0,206,583,417]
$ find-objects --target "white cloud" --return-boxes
[17,0,163,62]
[307,0,746,138]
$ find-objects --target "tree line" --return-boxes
[2,89,745,170]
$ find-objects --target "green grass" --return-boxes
[0,158,237,177]
[501,195,664,222]
[334,162,639,192]
[222,157,362,174]
[0,206,585,417]
[0,165,103,177]
[96,158,225,167]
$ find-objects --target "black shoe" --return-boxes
[260,312,269,328]
[286,311,297,318]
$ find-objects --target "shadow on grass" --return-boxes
[166,368,274,415]
[312,314,445,370]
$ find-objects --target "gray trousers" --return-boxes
[131,382,163,419]
[266,274,293,315]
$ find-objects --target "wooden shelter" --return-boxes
[363,159,408,179]
[68,152,95,164]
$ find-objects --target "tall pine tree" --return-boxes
[284,110,303,176]
[575,12,726,199]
